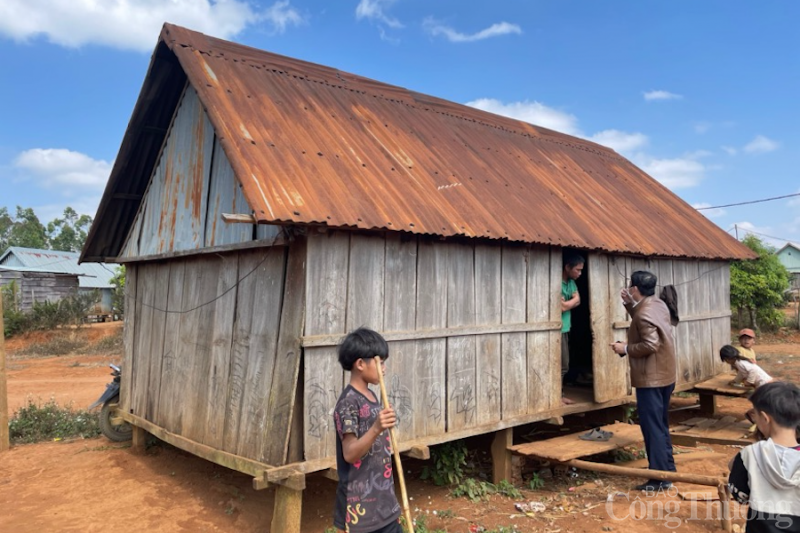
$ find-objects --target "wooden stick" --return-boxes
[376,357,414,533]
[0,291,8,452]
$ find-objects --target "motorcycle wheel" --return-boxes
[99,396,133,442]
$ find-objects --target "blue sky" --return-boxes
[1,1,798,248]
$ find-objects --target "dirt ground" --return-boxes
[1,322,799,533]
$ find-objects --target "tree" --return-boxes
[46,207,93,252]
[730,235,790,330]
[110,265,125,316]
[1,206,48,251]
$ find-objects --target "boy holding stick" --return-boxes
[332,327,402,533]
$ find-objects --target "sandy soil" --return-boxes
[1,322,798,533]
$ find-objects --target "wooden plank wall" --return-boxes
[125,245,295,465]
[302,231,562,461]
[0,271,79,312]
[609,258,731,388]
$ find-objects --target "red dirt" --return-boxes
[1,322,798,532]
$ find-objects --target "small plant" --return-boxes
[9,399,100,444]
[421,440,468,486]
[435,509,455,519]
[451,478,496,502]
[495,479,523,500]
[411,514,447,533]
[527,472,545,490]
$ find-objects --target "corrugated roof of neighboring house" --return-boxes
[82,23,755,262]
[0,247,115,289]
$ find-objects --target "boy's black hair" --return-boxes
[563,251,585,269]
[719,344,745,363]
[630,270,657,297]
[750,381,800,429]
[337,327,390,371]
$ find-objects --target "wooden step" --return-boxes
[509,422,643,462]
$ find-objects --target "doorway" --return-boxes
[562,250,594,404]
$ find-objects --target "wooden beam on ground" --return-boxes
[271,485,303,533]
[510,422,643,462]
[121,412,274,476]
[565,459,731,532]
[222,213,258,224]
[491,428,514,484]
[0,294,8,452]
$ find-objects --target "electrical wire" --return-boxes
[696,192,800,210]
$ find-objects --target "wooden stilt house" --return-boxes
[81,24,754,529]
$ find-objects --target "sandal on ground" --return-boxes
[579,428,614,442]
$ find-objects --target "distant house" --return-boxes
[777,242,800,287]
[0,265,80,312]
[0,246,116,317]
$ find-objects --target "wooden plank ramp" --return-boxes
[509,422,643,461]
[692,373,750,397]
[670,416,755,446]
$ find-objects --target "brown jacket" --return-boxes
[624,295,676,388]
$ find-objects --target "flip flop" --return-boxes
[579,428,614,442]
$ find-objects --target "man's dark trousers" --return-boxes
[636,383,676,473]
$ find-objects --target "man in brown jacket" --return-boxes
[611,270,677,491]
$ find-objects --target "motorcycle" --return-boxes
[89,364,133,442]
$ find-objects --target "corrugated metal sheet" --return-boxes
[1,247,115,288]
[82,23,754,261]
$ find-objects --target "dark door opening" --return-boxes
[563,250,594,403]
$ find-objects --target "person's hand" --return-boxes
[373,407,396,433]
[620,288,633,305]
[609,341,626,355]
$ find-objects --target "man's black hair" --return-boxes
[563,251,585,269]
[719,344,744,363]
[630,270,657,297]
[337,327,390,371]
[750,381,800,429]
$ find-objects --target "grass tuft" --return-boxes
[9,399,100,444]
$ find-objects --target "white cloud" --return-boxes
[721,145,738,156]
[637,156,706,189]
[643,90,683,101]
[14,148,112,191]
[356,0,403,29]
[424,18,522,43]
[743,135,780,154]
[692,202,726,219]
[465,98,581,136]
[588,130,648,153]
[0,0,304,52]
[693,121,711,134]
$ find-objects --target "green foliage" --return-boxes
[450,478,522,502]
[731,235,790,331]
[410,514,447,533]
[451,478,497,502]
[46,207,93,253]
[9,399,100,444]
[420,440,468,486]
[110,265,125,315]
[494,479,523,499]
[1,289,100,338]
[0,205,92,255]
[527,472,545,490]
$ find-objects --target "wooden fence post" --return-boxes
[1,292,9,452]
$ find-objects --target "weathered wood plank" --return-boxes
[383,234,418,441]
[156,260,186,432]
[303,231,348,461]
[261,242,305,465]
[500,245,526,418]
[413,240,447,439]
[475,244,502,424]
[446,242,477,431]
[591,253,628,402]
[145,264,171,422]
[674,260,702,385]
[301,321,561,347]
[130,262,157,418]
[120,264,138,414]
[527,246,555,412]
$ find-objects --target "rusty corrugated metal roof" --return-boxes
[82,23,754,262]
